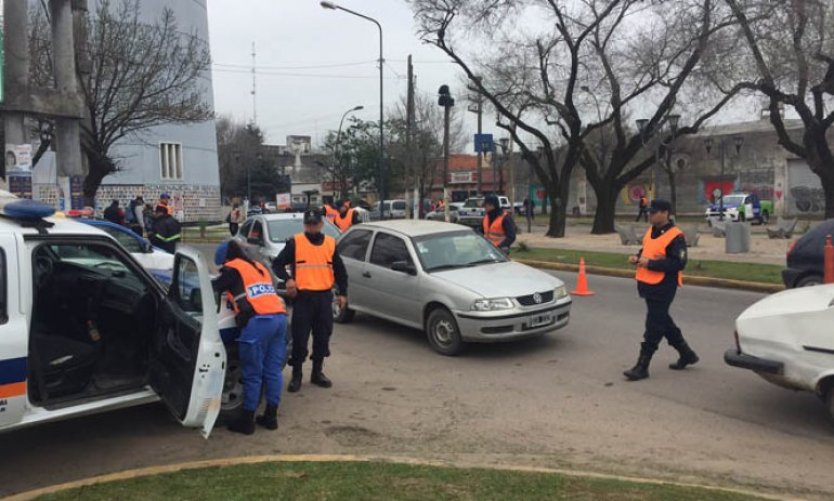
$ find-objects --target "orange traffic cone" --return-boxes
[571,257,595,296]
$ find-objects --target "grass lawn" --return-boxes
[37,461,768,501]
[515,247,784,285]
[182,226,230,244]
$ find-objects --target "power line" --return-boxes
[212,67,404,80]
[212,60,376,71]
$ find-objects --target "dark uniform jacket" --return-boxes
[150,215,182,254]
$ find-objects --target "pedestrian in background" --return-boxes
[272,209,348,393]
[334,199,360,232]
[142,203,154,237]
[227,203,243,236]
[103,200,125,225]
[213,240,287,435]
[635,195,649,222]
[150,205,181,253]
[127,195,145,236]
[624,199,698,381]
[155,193,173,216]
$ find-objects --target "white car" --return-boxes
[725,285,834,422]
[0,196,225,437]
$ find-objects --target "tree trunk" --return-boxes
[544,181,570,238]
[82,152,115,207]
[590,183,619,235]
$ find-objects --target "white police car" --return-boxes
[0,193,225,437]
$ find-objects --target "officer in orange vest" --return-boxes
[625,199,698,381]
[155,193,174,216]
[478,194,516,253]
[213,240,288,434]
[272,209,349,393]
[323,201,340,224]
[333,200,360,232]
[636,195,649,222]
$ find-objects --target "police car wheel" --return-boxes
[426,308,464,356]
[219,345,244,422]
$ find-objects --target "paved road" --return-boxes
[2,271,834,498]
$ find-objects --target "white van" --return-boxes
[0,199,225,437]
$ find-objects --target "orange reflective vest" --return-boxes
[334,208,355,232]
[156,202,174,216]
[483,211,508,247]
[223,259,286,315]
[294,234,336,291]
[635,226,684,286]
[324,205,339,223]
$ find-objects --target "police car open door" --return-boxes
[149,247,226,438]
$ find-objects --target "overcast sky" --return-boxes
[207,0,476,148]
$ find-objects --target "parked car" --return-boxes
[77,219,174,280]
[0,197,225,437]
[725,284,834,423]
[705,193,772,225]
[782,219,834,288]
[235,212,341,293]
[370,199,408,220]
[425,205,460,223]
[335,220,572,355]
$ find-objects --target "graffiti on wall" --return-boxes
[787,160,824,215]
[700,178,736,204]
[620,184,649,204]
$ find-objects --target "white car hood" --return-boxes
[432,261,562,298]
[133,250,175,272]
[739,285,834,321]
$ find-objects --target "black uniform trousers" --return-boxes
[641,288,685,356]
[290,290,333,366]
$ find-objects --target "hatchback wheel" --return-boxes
[827,387,834,424]
[426,308,464,356]
[796,274,823,288]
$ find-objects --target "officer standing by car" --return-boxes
[478,194,516,253]
[624,199,699,381]
[333,199,360,232]
[149,206,181,253]
[272,209,349,393]
[213,240,288,435]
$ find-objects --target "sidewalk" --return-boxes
[516,223,792,266]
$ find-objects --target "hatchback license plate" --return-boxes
[529,313,553,328]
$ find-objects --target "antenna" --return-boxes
[251,42,257,123]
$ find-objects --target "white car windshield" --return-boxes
[268,219,340,242]
[464,199,483,208]
[415,231,507,272]
[721,195,746,206]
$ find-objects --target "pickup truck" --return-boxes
[705,193,772,225]
[457,196,511,227]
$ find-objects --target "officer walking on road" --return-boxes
[478,194,516,253]
[624,199,699,381]
[333,199,360,232]
[272,209,348,393]
[213,240,288,435]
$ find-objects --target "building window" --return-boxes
[159,143,183,180]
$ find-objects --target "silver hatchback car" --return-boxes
[336,220,572,355]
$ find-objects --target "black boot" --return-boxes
[256,404,279,430]
[669,341,699,370]
[287,366,303,393]
[623,353,652,381]
[311,360,332,388]
[228,410,255,435]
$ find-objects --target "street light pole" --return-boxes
[335,105,364,198]
[439,85,455,223]
[635,114,680,201]
[321,2,385,218]
[704,135,744,221]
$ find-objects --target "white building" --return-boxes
[32,0,220,222]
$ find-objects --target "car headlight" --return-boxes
[472,298,514,311]
[554,285,568,300]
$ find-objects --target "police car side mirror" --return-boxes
[247,237,264,246]
[391,261,417,275]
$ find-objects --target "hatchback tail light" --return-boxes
[787,240,797,258]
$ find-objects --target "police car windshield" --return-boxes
[415,231,507,272]
[268,219,340,243]
[721,195,746,205]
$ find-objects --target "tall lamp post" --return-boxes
[438,85,455,223]
[320,1,385,218]
[635,114,680,201]
[335,105,364,198]
[704,135,744,221]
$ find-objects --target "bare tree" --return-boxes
[412,0,743,236]
[29,0,213,205]
[719,0,834,217]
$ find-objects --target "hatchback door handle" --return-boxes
[362,271,372,278]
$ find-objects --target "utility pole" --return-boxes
[438,85,455,223]
[3,0,29,186]
[468,78,483,195]
[405,55,415,218]
[251,42,257,124]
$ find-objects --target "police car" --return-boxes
[0,193,226,437]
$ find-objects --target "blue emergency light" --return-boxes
[0,199,56,220]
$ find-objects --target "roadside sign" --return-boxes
[474,134,494,153]
[276,192,291,209]
[5,144,32,173]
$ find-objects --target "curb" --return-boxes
[514,258,785,294]
[3,453,802,501]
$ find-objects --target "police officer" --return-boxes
[478,194,516,253]
[636,195,649,222]
[150,205,181,253]
[333,199,360,232]
[155,192,174,216]
[272,209,348,393]
[213,240,288,434]
[624,199,699,381]
[323,200,340,224]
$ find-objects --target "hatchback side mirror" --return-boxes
[248,237,264,246]
[391,261,417,275]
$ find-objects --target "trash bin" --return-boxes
[725,222,751,254]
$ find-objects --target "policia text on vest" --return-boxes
[624,200,699,382]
